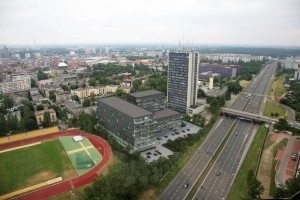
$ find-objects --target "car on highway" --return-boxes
[216,171,221,176]
[235,132,238,136]
[183,183,189,189]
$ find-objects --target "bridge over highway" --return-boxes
[221,107,300,128]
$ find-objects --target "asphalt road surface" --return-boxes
[159,62,277,200]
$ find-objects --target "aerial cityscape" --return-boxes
[0,0,300,200]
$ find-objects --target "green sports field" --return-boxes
[0,139,76,195]
[59,136,102,175]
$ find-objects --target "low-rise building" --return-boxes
[65,102,83,116]
[38,79,53,90]
[106,85,119,93]
[71,86,108,99]
[0,75,31,94]
[35,109,57,126]
[56,91,72,104]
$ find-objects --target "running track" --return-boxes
[0,129,112,200]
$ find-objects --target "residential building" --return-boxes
[294,70,300,81]
[56,91,72,104]
[127,90,165,112]
[106,85,119,93]
[97,96,157,151]
[35,109,57,126]
[167,51,199,113]
[64,102,83,116]
[0,75,31,94]
[38,79,53,90]
[71,86,108,99]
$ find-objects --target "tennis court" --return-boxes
[59,136,102,175]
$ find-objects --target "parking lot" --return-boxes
[141,121,201,163]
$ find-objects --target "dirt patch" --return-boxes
[99,153,114,176]
[139,187,156,200]
[49,184,87,200]
[61,163,77,180]
[25,171,57,186]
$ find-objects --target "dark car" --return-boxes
[157,152,162,155]
[216,172,221,176]
[172,133,175,136]
[167,155,172,158]
[175,132,180,135]
[164,135,168,138]
[147,155,151,158]
[153,153,158,156]
[146,152,152,155]
[157,137,161,140]
[182,130,185,133]
[183,183,189,189]
[187,129,190,131]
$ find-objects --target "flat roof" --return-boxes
[128,90,163,98]
[154,108,179,119]
[98,96,153,118]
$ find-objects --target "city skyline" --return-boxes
[0,0,300,46]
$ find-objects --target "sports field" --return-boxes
[0,139,76,195]
[59,136,102,175]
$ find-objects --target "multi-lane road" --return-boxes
[159,62,277,200]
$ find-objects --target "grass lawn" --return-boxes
[263,100,286,118]
[264,133,275,150]
[227,125,267,200]
[0,139,74,195]
[239,80,250,88]
[269,138,288,197]
[274,75,286,98]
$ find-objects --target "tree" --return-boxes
[49,91,56,102]
[275,174,300,198]
[72,95,80,103]
[82,98,91,107]
[42,111,51,127]
[209,98,221,113]
[31,78,37,88]
[89,77,96,87]
[225,90,231,101]
[37,69,49,80]
[36,104,44,111]
[60,108,68,122]
[246,169,264,200]
[0,114,7,136]
[197,88,206,98]
[3,96,14,109]
[90,92,96,105]
[228,81,243,95]
[61,84,69,91]
[115,88,125,98]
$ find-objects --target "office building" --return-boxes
[199,63,240,78]
[97,96,157,151]
[167,51,199,113]
[0,75,31,94]
[127,90,165,112]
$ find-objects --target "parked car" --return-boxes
[187,129,190,131]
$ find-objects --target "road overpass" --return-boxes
[221,107,300,128]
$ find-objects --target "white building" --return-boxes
[25,53,31,59]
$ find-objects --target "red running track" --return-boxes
[0,129,112,200]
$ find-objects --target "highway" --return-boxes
[192,62,277,200]
[159,62,277,200]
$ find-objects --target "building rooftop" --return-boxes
[98,96,152,118]
[129,90,163,98]
[154,108,180,119]
[35,108,56,116]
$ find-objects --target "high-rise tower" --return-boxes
[167,51,199,113]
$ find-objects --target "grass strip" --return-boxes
[227,124,267,200]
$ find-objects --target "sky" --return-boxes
[0,0,300,46]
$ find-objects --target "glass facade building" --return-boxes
[167,51,199,113]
